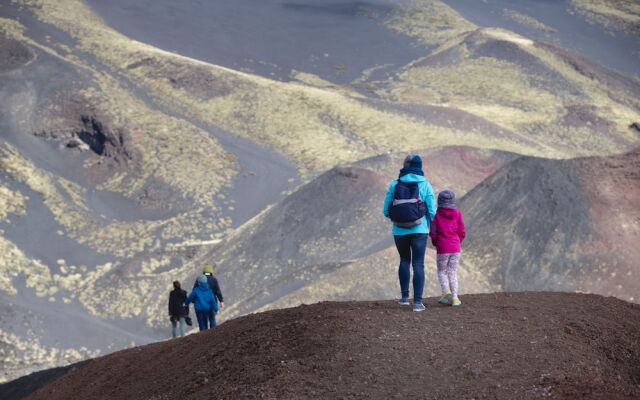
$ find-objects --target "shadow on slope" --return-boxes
[212,164,390,318]
[460,149,640,302]
[26,293,640,400]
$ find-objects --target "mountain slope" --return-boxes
[0,0,638,385]
[190,146,518,319]
[377,27,640,155]
[460,149,640,302]
[26,293,640,400]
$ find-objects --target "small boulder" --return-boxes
[65,138,90,151]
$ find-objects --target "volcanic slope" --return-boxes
[376,26,640,155]
[1,0,639,384]
[14,0,640,171]
[460,149,640,303]
[26,293,640,400]
[178,146,517,320]
[0,4,294,382]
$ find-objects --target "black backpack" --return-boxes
[389,181,426,227]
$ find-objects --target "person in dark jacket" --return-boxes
[185,275,219,331]
[193,264,224,309]
[168,281,187,338]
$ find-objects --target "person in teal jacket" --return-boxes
[383,154,437,312]
[185,275,219,331]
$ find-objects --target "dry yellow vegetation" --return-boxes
[0,236,51,296]
[571,0,640,33]
[0,184,26,222]
[503,9,557,33]
[1,14,236,201]
[0,143,232,258]
[386,0,476,48]
[379,27,640,155]
[17,0,551,175]
[0,328,99,384]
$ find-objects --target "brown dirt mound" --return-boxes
[27,293,640,400]
[460,149,640,302]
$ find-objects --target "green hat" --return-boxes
[202,264,214,274]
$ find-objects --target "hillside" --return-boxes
[180,147,516,320]
[460,149,640,302]
[0,0,639,384]
[376,27,640,155]
[25,293,640,400]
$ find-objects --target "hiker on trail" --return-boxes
[185,275,219,331]
[383,154,436,312]
[194,264,224,309]
[168,280,188,338]
[430,190,466,307]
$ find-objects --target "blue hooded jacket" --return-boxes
[185,282,219,313]
[383,173,437,236]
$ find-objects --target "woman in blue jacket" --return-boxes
[185,275,219,331]
[383,154,437,312]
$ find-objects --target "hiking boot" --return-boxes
[451,297,462,307]
[438,293,451,304]
[413,302,426,312]
[398,297,410,306]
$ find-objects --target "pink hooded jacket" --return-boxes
[430,207,466,254]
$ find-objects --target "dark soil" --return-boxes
[27,293,640,400]
[0,361,87,400]
[0,34,34,72]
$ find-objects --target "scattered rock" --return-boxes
[64,138,90,151]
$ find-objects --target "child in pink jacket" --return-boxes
[430,190,466,306]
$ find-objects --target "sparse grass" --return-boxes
[0,235,51,296]
[379,27,640,156]
[79,77,236,206]
[17,0,547,175]
[0,328,99,384]
[4,10,237,203]
[393,56,563,129]
[571,0,640,34]
[0,143,231,258]
[522,43,640,142]
[386,0,476,48]
[503,9,557,33]
[0,184,26,222]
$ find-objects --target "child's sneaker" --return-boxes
[398,297,410,306]
[413,302,426,312]
[438,292,451,304]
[451,297,462,307]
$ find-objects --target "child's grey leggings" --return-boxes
[437,253,460,298]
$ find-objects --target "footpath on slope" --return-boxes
[27,293,640,400]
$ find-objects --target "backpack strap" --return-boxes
[394,219,424,227]
[392,198,419,206]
